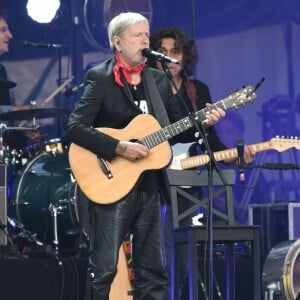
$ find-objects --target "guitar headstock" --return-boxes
[193,85,258,123]
[222,86,257,110]
[270,136,300,152]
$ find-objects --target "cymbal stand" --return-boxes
[0,123,8,164]
[17,77,73,128]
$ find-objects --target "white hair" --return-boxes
[107,12,148,51]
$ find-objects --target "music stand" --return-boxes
[166,169,261,300]
[166,168,236,229]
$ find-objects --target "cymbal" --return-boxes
[0,78,17,89]
[0,107,70,121]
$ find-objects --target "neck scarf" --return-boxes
[113,54,145,87]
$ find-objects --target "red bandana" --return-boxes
[113,54,145,87]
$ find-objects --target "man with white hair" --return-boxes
[67,12,225,299]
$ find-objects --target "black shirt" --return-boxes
[130,82,160,191]
[0,63,11,105]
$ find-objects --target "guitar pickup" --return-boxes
[97,157,113,179]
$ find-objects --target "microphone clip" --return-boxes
[236,139,245,181]
[23,40,62,48]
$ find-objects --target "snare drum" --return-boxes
[11,151,80,248]
[263,239,300,299]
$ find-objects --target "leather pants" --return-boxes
[87,190,169,300]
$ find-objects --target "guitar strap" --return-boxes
[142,68,171,128]
[184,79,198,112]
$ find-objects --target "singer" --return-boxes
[66,12,227,300]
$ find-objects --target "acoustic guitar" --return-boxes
[180,137,300,169]
[69,85,257,204]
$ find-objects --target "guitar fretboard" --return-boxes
[141,99,232,149]
[180,138,300,169]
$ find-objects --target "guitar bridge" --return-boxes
[97,157,113,179]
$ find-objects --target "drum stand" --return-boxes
[48,203,65,254]
[264,282,281,300]
[6,216,44,247]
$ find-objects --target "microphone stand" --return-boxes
[160,61,228,300]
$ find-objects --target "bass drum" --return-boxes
[263,239,300,299]
[11,151,80,249]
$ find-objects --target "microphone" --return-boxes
[236,139,245,181]
[23,40,62,48]
[141,48,180,65]
[64,82,85,96]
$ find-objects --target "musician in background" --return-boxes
[0,8,13,105]
[149,27,256,299]
[149,27,230,165]
[0,8,41,151]
[149,27,255,218]
[0,9,27,151]
[66,12,227,300]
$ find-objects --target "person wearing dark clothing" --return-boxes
[66,13,227,300]
[149,27,256,299]
[0,9,13,105]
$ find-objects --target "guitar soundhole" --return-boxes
[130,139,142,144]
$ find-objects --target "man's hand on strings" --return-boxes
[115,141,149,161]
[244,144,256,164]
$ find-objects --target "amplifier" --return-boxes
[0,164,7,246]
[248,202,300,257]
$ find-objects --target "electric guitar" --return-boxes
[68,85,257,204]
[180,137,300,169]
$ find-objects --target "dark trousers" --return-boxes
[86,190,169,300]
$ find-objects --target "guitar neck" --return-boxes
[180,140,272,169]
[141,88,254,149]
[141,108,212,149]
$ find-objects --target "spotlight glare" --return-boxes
[26,0,60,23]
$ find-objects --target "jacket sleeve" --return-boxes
[66,64,119,161]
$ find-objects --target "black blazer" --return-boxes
[66,57,228,202]
[66,57,196,161]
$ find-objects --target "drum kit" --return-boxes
[0,77,85,254]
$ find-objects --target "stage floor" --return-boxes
[0,245,255,300]
[0,249,87,300]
